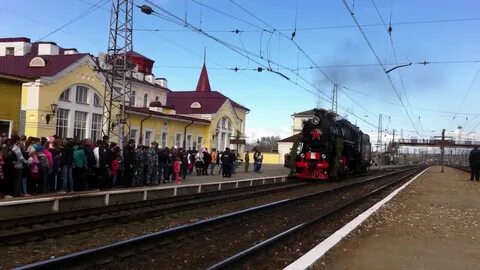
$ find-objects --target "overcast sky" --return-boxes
[2,0,480,143]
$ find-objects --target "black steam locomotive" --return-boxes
[295,109,371,180]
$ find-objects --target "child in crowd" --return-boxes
[173,157,181,184]
[28,151,40,181]
[111,148,120,188]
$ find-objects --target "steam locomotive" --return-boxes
[295,109,371,180]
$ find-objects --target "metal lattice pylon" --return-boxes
[101,0,133,146]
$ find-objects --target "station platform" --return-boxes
[0,164,290,220]
[0,164,410,221]
[307,166,480,270]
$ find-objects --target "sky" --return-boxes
[1,0,480,144]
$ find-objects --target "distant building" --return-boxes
[277,109,320,165]
[0,36,248,151]
[0,37,102,138]
[167,63,249,152]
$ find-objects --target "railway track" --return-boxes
[14,166,424,270]
[448,165,470,173]
[208,166,427,269]
[0,168,398,246]
[0,178,300,245]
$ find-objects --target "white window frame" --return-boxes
[143,93,148,107]
[227,133,231,148]
[56,108,69,138]
[186,134,192,149]
[75,86,89,104]
[59,88,70,101]
[0,119,13,137]
[131,128,138,145]
[144,129,153,146]
[175,133,182,148]
[161,132,168,148]
[93,94,102,107]
[73,111,88,139]
[91,113,102,141]
[5,47,14,56]
[197,136,203,150]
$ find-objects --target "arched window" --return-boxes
[216,116,233,151]
[59,88,70,101]
[93,94,102,107]
[56,84,103,140]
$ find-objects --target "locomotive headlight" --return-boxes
[321,154,327,159]
[300,153,305,158]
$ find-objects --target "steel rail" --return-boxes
[206,167,426,269]
[14,167,419,270]
[0,180,307,245]
[1,168,398,244]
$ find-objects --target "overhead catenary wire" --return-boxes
[370,0,422,132]
[451,68,480,124]
[229,0,335,84]
[81,0,480,124]
[341,0,419,135]
[141,1,378,128]
[130,17,480,33]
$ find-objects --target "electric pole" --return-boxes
[441,129,445,173]
[102,0,134,146]
[331,84,338,114]
[377,113,383,152]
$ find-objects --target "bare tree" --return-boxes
[248,136,281,152]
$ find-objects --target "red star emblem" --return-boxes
[311,129,322,140]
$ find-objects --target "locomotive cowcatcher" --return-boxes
[294,109,371,180]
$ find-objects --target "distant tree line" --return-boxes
[247,136,281,152]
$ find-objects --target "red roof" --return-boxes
[196,63,212,92]
[127,51,154,62]
[167,90,249,114]
[0,41,87,79]
[0,37,31,42]
[166,63,249,114]
[128,106,211,124]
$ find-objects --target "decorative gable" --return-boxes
[29,56,46,67]
[190,101,201,109]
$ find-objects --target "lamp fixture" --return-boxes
[45,103,58,124]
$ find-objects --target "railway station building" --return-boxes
[0,37,248,151]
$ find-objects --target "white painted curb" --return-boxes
[284,167,430,270]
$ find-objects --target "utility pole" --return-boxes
[377,113,383,152]
[440,128,445,173]
[331,84,338,114]
[102,0,134,146]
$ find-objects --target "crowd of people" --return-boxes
[0,134,264,199]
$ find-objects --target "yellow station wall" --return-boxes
[0,78,22,134]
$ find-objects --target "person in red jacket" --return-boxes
[110,146,120,188]
[173,157,181,184]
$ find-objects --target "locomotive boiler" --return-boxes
[295,109,371,180]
